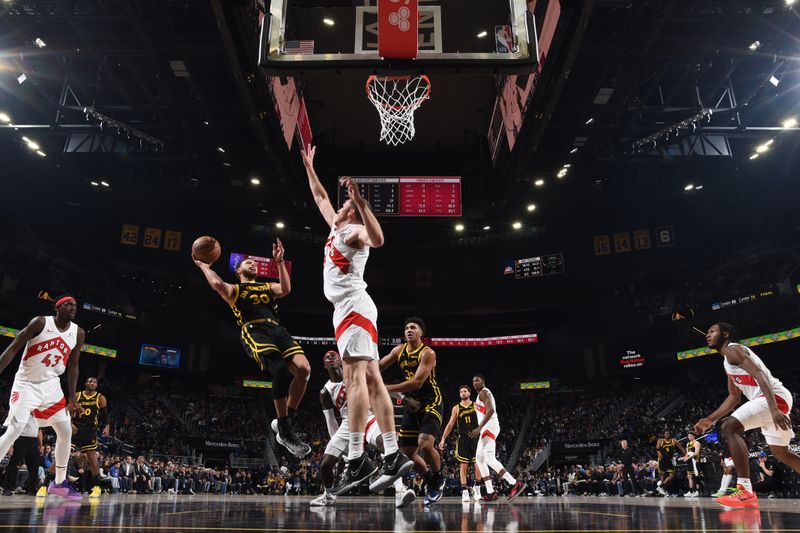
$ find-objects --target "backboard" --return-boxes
[259,0,538,75]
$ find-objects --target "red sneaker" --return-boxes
[718,509,762,528]
[506,480,527,503]
[483,490,499,503]
[716,485,759,508]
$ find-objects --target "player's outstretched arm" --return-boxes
[439,404,459,449]
[320,389,339,437]
[378,345,402,373]
[0,316,45,375]
[694,376,741,433]
[194,259,236,306]
[99,394,110,437]
[270,239,291,298]
[301,145,336,227]
[67,328,85,415]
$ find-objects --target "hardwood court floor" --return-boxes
[0,494,791,531]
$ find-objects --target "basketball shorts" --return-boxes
[332,292,379,361]
[476,424,501,459]
[71,424,99,452]
[324,415,381,457]
[3,377,70,428]
[731,393,795,447]
[657,458,674,475]
[399,399,443,447]
[455,434,478,464]
[240,321,304,371]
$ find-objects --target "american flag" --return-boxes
[284,40,315,54]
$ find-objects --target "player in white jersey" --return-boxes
[0,296,84,500]
[308,350,414,507]
[471,374,526,502]
[695,322,800,508]
[302,145,412,496]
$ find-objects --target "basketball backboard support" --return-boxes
[258,0,538,75]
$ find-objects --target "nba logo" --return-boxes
[495,25,514,53]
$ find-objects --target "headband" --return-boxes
[55,296,76,308]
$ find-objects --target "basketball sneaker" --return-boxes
[369,451,413,493]
[270,418,312,458]
[716,485,758,508]
[506,480,527,503]
[462,489,471,502]
[718,509,762,528]
[482,490,500,503]
[310,490,337,506]
[395,487,416,508]
[423,471,446,505]
[47,481,82,501]
[89,486,102,499]
[330,455,378,496]
[712,487,738,498]
[472,485,482,501]
[35,486,47,498]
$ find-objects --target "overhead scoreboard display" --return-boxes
[338,176,462,217]
[502,253,565,279]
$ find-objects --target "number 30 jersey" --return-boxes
[16,316,78,382]
[230,281,280,326]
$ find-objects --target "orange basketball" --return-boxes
[192,236,221,264]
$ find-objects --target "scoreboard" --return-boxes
[338,176,462,217]
[503,253,565,279]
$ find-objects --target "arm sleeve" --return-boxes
[98,407,109,427]
[322,408,339,437]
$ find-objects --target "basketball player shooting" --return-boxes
[695,322,800,508]
[0,296,84,500]
[301,144,412,495]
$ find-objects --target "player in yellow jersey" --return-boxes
[439,385,484,501]
[71,377,109,497]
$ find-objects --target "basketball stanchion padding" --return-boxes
[366,75,431,146]
[378,0,419,59]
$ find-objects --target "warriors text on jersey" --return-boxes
[323,224,368,304]
[15,316,77,382]
[397,343,441,404]
[456,401,478,436]
[230,282,279,327]
[687,440,700,457]
[74,391,100,428]
[724,343,792,408]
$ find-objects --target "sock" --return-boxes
[381,432,399,456]
[501,472,516,485]
[393,477,406,491]
[348,432,365,461]
[423,469,434,484]
[737,478,753,492]
[52,419,72,485]
[720,474,732,491]
[277,417,290,437]
[484,478,494,494]
[288,407,298,422]
[461,484,468,491]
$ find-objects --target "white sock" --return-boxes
[484,479,494,494]
[720,474,732,491]
[52,419,72,484]
[502,472,516,485]
[393,477,405,491]
[737,478,753,492]
[348,432,365,461]
[382,432,399,456]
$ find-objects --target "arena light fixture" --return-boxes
[585,117,595,125]
[557,168,568,179]
[684,184,694,191]
[534,179,545,187]
[217,147,225,153]
[562,164,571,168]
[782,117,798,129]
[223,162,232,167]
[477,31,488,38]
[483,225,491,230]
[275,221,285,229]
[570,147,578,154]
[250,177,261,185]
[695,185,704,190]
[750,153,760,160]
[455,223,465,232]
[0,112,10,123]
[100,181,110,187]
[748,40,762,51]
[769,76,780,87]
[21,136,30,143]
[323,18,335,26]
[34,38,46,48]
[90,181,99,187]
[787,0,796,6]
[527,204,536,212]
[512,222,522,230]
[35,150,45,157]
[755,141,772,153]
[26,141,40,151]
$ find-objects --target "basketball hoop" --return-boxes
[366,75,431,146]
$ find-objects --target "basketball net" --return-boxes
[366,75,431,146]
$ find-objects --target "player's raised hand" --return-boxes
[272,238,285,262]
[193,257,211,269]
[301,144,316,171]
[341,176,364,204]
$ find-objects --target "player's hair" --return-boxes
[404,316,426,335]
[714,322,737,341]
[459,385,470,392]
[473,373,486,382]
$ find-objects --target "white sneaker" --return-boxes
[310,491,336,507]
[472,486,482,501]
[462,489,470,502]
[395,488,416,508]
[656,487,668,496]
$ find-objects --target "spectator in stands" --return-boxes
[755,452,779,495]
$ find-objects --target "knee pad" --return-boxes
[267,358,292,399]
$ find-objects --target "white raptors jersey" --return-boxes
[323,224,369,304]
[475,387,500,428]
[324,379,349,421]
[723,343,791,402]
[15,316,78,382]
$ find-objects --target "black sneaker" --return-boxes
[329,456,378,496]
[369,451,413,493]
[281,432,312,458]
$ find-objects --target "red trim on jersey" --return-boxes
[364,416,378,435]
[335,311,378,343]
[481,430,496,440]
[33,397,66,420]
[328,244,351,274]
[728,373,758,388]
[475,403,486,414]
[756,393,791,414]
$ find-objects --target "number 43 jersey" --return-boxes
[16,316,78,382]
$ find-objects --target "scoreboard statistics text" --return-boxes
[338,176,462,217]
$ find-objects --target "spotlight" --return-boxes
[695,185,704,190]
[217,147,225,153]
[787,0,796,5]
[90,181,99,186]
[748,40,761,51]
[483,225,491,230]
[534,179,545,187]
[0,112,10,123]
[34,38,46,48]
[512,222,522,230]
[749,153,759,160]
[755,142,771,153]
[35,150,45,157]
[100,181,110,187]
[527,204,536,212]
[455,224,465,232]
[585,117,595,125]
[557,169,568,178]
[21,136,30,143]
[562,164,571,168]
[570,147,578,154]
[275,221,285,229]
[26,141,40,151]
[782,117,797,129]
[17,73,26,84]
[477,31,488,38]
[323,18,335,26]
[769,76,780,87]
[684,184,694,191]
[250,177,261,185]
